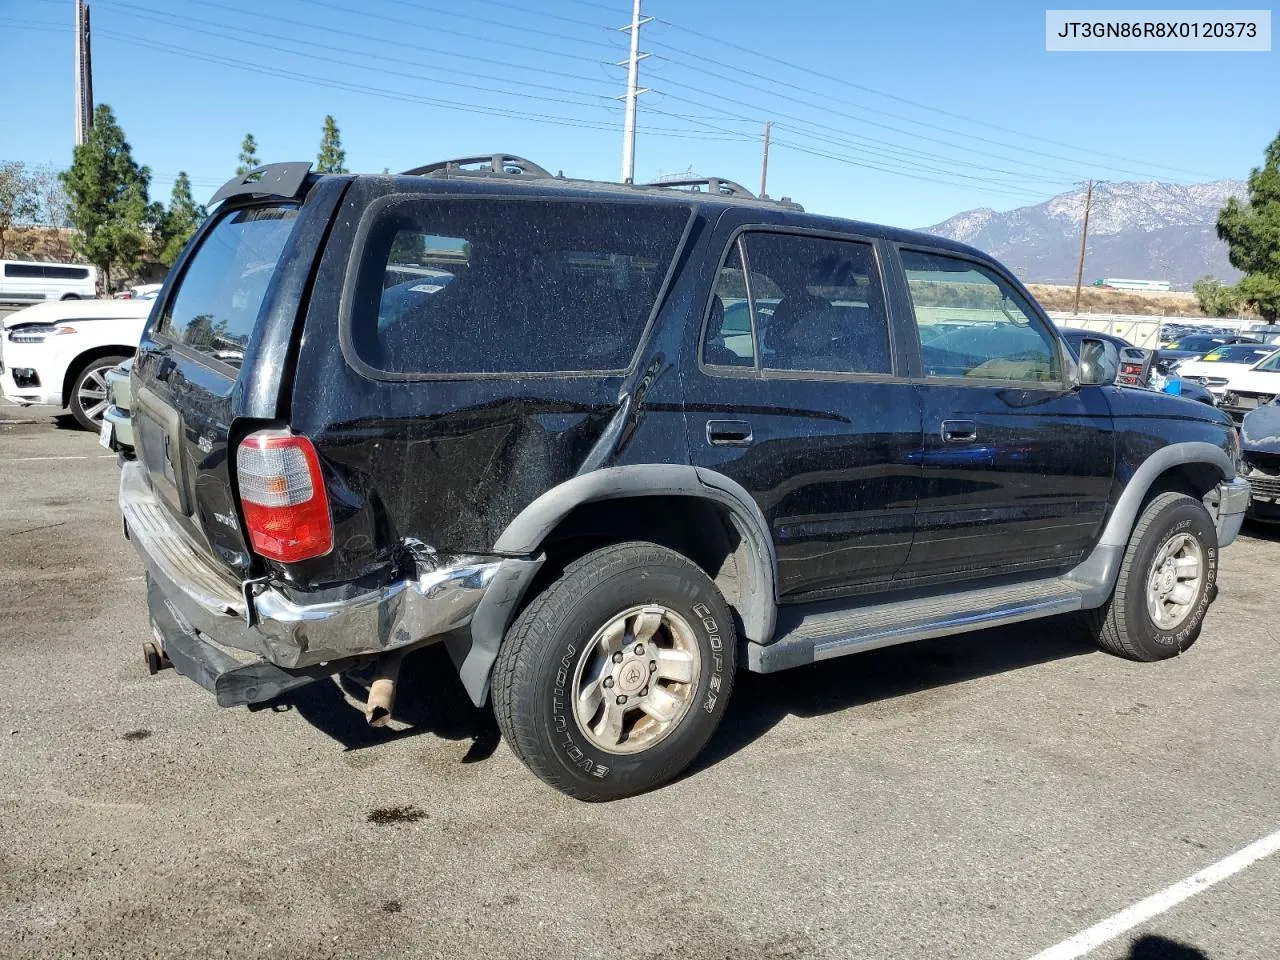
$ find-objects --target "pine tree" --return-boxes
[1218,131,1280,322]
[60,104,153,292]
[316,115,348,174]
[236,133,260,177]
[158,172,207,266]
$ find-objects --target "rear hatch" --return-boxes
[131,175,346,579]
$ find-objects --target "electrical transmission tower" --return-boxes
[617,0,652,183]
[74,0,94,146]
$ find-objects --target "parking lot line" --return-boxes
[1025,827,1280,960]
[2,454,117,461]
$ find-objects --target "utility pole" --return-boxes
[1073,179,1094,316]
[617,0,651,183]
[760,121,773,198]
[74,0,93,146]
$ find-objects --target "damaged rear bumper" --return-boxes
[120,459,504,705]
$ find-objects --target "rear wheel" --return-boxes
[68,354,127,432]
[493,541,737,801]
[1085,492,1218,661]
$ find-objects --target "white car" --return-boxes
[0,298,153,430]
[1220,350,1280,419]
[1176,343,1278,397]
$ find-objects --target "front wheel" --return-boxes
[68,354,127,432]
[1085,491,1218,661]
[493,541,737,801]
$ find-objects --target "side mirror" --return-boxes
[1078,337,1120,386]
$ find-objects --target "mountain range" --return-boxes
[922,180,1246,289]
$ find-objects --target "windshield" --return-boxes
[1199,344,1275,364]
[1169,335,1227,351]
[1254,351,1280,372]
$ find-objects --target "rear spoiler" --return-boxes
[208,162,314,206]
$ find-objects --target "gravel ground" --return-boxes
[2,406,1278,960]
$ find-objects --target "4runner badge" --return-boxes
[198,436,214,453]
[212,510,239,531]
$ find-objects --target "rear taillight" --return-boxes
[236,431,333,563]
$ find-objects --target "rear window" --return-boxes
[157,205,299,368]
[347,197,691,376]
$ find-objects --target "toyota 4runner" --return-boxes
[120,155,1250,800]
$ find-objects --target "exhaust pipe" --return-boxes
[144,628,172,675]
[364,650,404,727]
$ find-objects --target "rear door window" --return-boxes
[157,205,300,369]
[702,231,892,375]
[347,198,692,376]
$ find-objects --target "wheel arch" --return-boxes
[452,465,777,707]
[61,346,135,408]
[1068,441,1231,606]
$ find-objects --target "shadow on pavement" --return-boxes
[1127,933,1210,958]
[693,612,1098,776]
[270,643,501,760]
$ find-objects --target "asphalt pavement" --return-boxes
[2,403,1278,960]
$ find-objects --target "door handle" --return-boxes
[941,419,977,443]
[706,420,753,447]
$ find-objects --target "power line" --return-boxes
[22,22,748,146]
[642,104,1046,202]
[93,0,616,112]
[649,18,1220,180]
[645,44,1189,184]
[308,0,619,54]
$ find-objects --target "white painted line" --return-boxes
[1026,827,1280,960]
[2,454,117,461]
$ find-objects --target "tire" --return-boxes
[493,541,737,801]
[60,293,81,301]
[1085,492,1218,661]
[68,354,127,432]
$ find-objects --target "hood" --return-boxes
[1,298,154,330]
[1110,382,1233,427]
[1241,402,1280,452]
[1223,370,1280,395]
[1178,360,1257,378]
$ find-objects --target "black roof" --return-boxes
[211,156,993,263]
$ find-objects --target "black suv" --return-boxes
[120,155,1249,800]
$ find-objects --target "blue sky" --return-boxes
[0,0,1275,227]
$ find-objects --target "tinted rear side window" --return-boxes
[4,263,44,278]
[348,198,691,375]
[44,265,90,280]
[157,205,299,368]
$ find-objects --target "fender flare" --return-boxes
[1068,440,1232,606]
[454,465,778,706]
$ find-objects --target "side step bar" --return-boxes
[746,578,1086,673]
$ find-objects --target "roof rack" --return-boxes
[641,176,756,199]
[643,176,804,211]
[398,156,804,210]
[401,154,554,179]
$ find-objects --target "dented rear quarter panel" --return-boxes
[284,177,701,590]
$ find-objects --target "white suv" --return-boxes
[1,298,153,430]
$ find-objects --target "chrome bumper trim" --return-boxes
[1210,477,1250,547]
[120,460,500,669]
